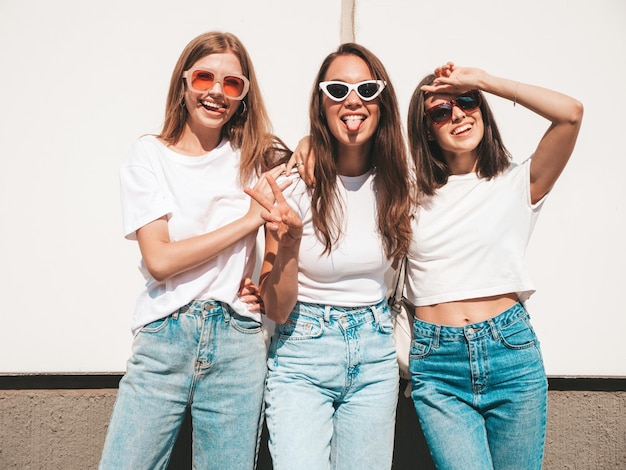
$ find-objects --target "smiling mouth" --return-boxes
[343,115,365,131]
[452,124,471,135]
[201,100,227,112]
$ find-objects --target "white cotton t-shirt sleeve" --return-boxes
[120,138,175,240]
[119,135,260,334]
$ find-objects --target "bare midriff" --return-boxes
[414,293,519,327]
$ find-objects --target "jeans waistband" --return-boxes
[173,300,231,318]
[413,302,528,340]
[295,298,388,324]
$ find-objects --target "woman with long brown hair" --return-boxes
[247,42,412,469]
[405,62,583,469]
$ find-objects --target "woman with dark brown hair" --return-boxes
[247,42,412,470]
[405,62,583,469]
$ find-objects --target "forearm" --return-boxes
[139,213,263,282]
[477,70,583,202]
[478,72,583,126]
[259,238,300,324]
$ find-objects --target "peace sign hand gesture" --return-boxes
[245,174,303,247]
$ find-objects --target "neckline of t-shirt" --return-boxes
[338,170,373,190]
[447,171,478,182]
[152,135,230,162]
[338,169,373,183]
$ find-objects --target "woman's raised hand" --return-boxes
[421,62,486,95]
[246,164,291,223]
[245,174,303,246]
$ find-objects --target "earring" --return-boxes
[238,100,247,116]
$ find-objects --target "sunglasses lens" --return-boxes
[223,76,246,98]
[426,92,480,123]
[456,92,480,111]
[190,70,215,91]
[325,83,349,100]
[428,104,452,123]
[357,81,382,99]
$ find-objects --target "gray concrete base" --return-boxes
[1,387,624,469]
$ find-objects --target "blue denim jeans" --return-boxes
[410,303,547,470]
[265,299,399,470]
[99,301,267,470]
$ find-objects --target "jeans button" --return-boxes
[467,327,475,335]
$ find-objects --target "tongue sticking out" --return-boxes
[345,117,363,132]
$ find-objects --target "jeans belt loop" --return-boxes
[433,325,441,348]
[323,305,331,324]
[370,304,380,325]
[488,318,499,340]
[222,302,231,322]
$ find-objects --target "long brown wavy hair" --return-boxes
[158,31,289,183]
[407,74,511,196]
[308,43,413,260]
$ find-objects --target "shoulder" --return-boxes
[280,172,308,197]
[502,156,532,183]
[123,135,165,167]
[280,174,310,215]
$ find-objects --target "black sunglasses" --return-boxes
[424,90,481,124]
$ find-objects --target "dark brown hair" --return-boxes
[407,74,511,196]
[308,43,412,260]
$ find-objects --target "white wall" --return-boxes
[0,0,624,376]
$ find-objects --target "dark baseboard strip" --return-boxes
[548,377,626,392]
[1,374,625,391]
[0,374,123,390]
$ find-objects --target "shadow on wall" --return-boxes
[168,379,435,469]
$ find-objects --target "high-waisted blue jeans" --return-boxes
[265,299,399,470]
[410,302,548,470]
[99,300,267,470]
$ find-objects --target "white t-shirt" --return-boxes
[120,135,259,334]
[405,158,547,307]
[283,170,391,306]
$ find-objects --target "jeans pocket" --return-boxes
[276,313,323,340]
[498,316,537,350]
[230,313,263,334]
[410,332,434,360]
[139,315,171,334]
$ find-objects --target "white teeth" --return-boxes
[201,100,224,110]
[342,115,364,122]
[452,125,471,135]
